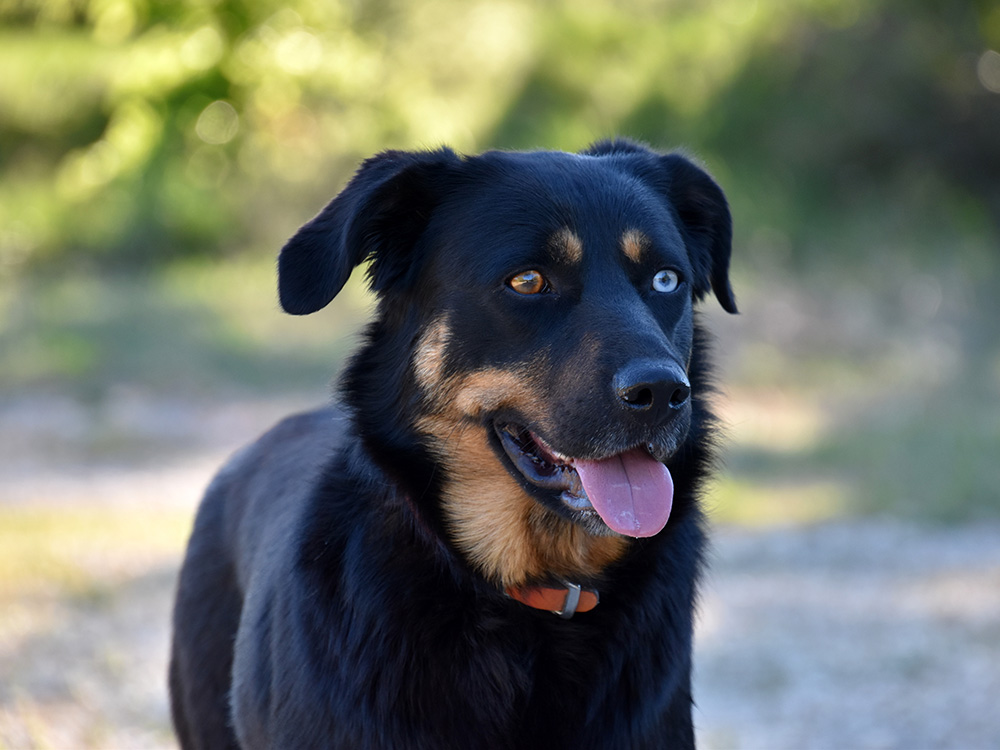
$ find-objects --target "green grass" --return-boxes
[702,254,1000,524]
[0,256,372,399]
[0,506,194,600]
[713,390,1000,525]
[709,474,847,526]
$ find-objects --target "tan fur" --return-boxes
[412,315,451,391]
[437,423,627,587]
[621,229,649,263]
[412,332,629,587]
[549,228,583,264]
[452,368,547,422]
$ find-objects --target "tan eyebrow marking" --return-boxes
[621,230,649,263]
[549,228,583,264]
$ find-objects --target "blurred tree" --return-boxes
[488,1,1000,261]
[0,0,997,270]
[0,0,539,268]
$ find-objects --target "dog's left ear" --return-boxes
[589,143,738,314]
[649,153,738,314]
[278,148,461,315]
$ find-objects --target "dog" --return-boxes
[169,139,737,749]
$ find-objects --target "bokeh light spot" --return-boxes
[195,100,240,145]
[275,29,323,74]
[977,50,1000,94]
[181,26,224,72]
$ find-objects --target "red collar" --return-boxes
[506,581,599,618]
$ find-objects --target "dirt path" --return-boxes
[3,516,999,749]
[1,566,178,749]
[696,521,1000,749]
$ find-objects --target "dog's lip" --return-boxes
[493,421,665,514]
[495,422,586,500]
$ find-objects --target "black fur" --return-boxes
[170,140,737,749]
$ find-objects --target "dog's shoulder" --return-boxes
[198,406,348,576]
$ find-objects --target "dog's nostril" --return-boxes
[622,386,654,408]
[668,383,691,409]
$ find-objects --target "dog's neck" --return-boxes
[397,488,599,619]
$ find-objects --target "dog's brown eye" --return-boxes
[508,270,548,295]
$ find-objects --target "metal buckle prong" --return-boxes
[554,581,582,619]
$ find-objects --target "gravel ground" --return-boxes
[696,521,1000,750]
[2,395,998,749]
[3,512,998,749]
[1,568,177,750]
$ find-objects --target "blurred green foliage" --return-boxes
[1,0,999,527]
[1,0,998,270]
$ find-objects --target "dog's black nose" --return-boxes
[613,362,691,420]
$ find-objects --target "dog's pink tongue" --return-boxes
[573,449,673,537]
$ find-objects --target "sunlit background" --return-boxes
[1,1,999,747]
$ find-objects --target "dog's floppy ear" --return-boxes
[652,153,738,314]
[278,148,460,315]
[592,143,738,314]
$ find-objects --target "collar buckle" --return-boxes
[505,580,600,618]
[554,580,583,618]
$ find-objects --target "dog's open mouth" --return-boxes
[495,423,673,538]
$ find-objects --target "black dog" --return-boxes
[169,140,737,749]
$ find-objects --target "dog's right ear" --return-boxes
[278,148,461,315]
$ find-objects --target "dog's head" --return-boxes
[278,141,736,587]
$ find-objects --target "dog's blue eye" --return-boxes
[652,269,680,293]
